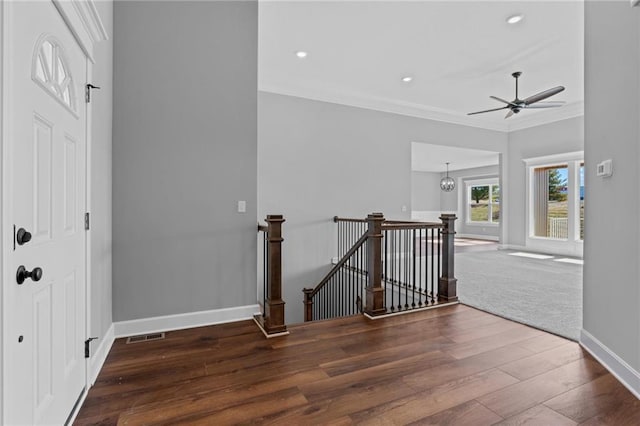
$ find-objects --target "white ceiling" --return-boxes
[258,0,584,132]
[411,142,499,172]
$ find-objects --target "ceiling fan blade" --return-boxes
[505,110,515,119]
[467,106,508,116]
[490,96,516,106]
[523,101,566,109]
[523,86,565,105]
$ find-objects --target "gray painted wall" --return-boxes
[584,2,640,372]
[504,116,584,247]
[440,165,500,239]
[411,171,441,212]
[113,1,258,321]
[258,92,507,323]
[90,0,113,340]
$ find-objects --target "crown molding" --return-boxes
[260,83,584,134]
[259,83,509,133]
[507,100,584,132]
[53,0,109,63]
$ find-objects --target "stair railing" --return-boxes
[303,213,457,322]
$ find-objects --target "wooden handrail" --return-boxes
[334,216,439,226]
[381,222,443,230]
[333,216,366,223]
[383,219,438,224]
[304,232,368,298]
[257,224,268,232]
[306,212,458,322]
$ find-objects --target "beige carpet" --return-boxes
[456,249,582,340]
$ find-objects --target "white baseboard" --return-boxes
[89,323,115,385]
[364,301,459,320]
[113,304,261,338]
[499,243,584,259]
[457,233,499,241]
[498,244,528,251]
[580,329,640,399]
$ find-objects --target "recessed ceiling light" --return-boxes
[401,76,413,83]
[506,14,523,24]
[295,51,308,58]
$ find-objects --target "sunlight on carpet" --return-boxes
[457,250,582,340]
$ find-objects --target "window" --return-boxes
[32,35,76,115]
[532,165,568,238]
[526,154,584,243]
[467,179,500,224]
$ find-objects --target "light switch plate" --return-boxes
[237,200,246,213]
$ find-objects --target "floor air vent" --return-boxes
[125,332,165,344]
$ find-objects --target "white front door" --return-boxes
[4,1,88,424]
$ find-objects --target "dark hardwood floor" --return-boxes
[75,304,640,425]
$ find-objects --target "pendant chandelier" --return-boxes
[440,162,455,192]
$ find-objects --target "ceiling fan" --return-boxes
[468,72,565,119]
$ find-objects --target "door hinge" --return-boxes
[85,83,100,103]
[85,337,98,358]
[85,213,90,231]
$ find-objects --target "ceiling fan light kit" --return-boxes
[440,162,455,192]
[468,71,566,119]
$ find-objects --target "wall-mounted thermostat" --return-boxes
[596,159,613,177]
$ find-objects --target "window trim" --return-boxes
[465,177,500,226]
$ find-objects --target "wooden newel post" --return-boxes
[438,214,458,302]
[302,288,313,322]
[365,212,386,316]
[264,215,287,334]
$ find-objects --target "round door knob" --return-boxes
[16,266,43,285]
[16,228,32,245]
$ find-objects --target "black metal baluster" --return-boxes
[339,221,342,259]
[419,228,423,306]
[396,229,401,312]
[338,274,342,318]
[384,229,388,311]
[437,228,441,302]
[358,239,362,314]
[332,275,335,319]
[404,229,408,311]
[424,228,428,306]
[323,281,327,320]
[431,228,435,304]
[336,274,341,319]
[390,230,395,312]
[412,228,416,309]
[347,256,351,316]
[333,275,336,319]
[350,248,354,315]
[323,286,326,320]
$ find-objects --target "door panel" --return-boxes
[33,114,54,243]
[33,285,54,415]
[63,135,78,235]
[5,1,88,424]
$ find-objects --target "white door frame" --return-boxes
[0,1,108,421]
